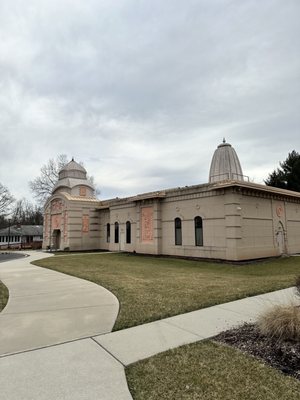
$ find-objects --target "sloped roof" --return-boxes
[52,177,94,193]
[58,159,87,181]
[0,225,43,236]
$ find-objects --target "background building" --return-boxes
[0,225,43,249]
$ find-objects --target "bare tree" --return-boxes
[11,198,43,225]
[29,154,68,205]
[29,154,100,205]
[0,183,14,216]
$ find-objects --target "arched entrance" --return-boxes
[52,229,61,250]
[275,222,286,255]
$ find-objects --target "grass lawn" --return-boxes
[0,280,8,312]
[126,340,300,400]
[34,253,300,331]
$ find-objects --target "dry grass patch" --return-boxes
[0,280,8,312]
[34,253,300,330]
[126,341,300,400]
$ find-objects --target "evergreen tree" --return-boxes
[265,151,300,192]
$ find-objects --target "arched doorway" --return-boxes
[275,222,286,255]
[52,229,61,250]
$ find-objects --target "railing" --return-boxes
[210,173,249,182]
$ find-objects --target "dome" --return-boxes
[58,159,87,180]
[209,139,244,183]
[52,158,95,195]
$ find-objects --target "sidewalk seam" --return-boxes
[91,337,125,367]
[159,320,205,340]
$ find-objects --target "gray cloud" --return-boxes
[0,0,299,201]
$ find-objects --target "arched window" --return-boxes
[126,221,131,244]
[114,222,119,243]
[194,216,203,246]
[106,223,110,243]
[175,217,182,245]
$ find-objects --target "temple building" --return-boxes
[43,141,300,260]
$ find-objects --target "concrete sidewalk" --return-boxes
[0,251,133,400]
[0,251,119,356]
[0,252,299,399]
[95,287,298,366]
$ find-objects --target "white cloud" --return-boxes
[0,0,299,202]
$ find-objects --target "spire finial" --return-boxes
[223,137,226,144]
[72,157,74,161]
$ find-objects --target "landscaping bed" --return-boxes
[215,323,300,381]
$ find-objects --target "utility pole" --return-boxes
[7,218,11,249]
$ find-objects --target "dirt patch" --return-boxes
[215,324,300,380]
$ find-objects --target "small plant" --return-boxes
[258,305,300,342]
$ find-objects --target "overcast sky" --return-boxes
[0,0,299,203]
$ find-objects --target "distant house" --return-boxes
[0,225,43,250]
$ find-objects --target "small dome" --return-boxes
[52,158,95,196]
[58,159,87,180]
[209,139,244,183]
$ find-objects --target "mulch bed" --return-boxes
[214,324,300,380]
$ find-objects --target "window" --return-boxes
[195,216,203,246]
[126,221,131,244]
[106,223,110,243]
[175,218,182,245]
[114,222,119,243]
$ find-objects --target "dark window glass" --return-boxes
[114,222,119,243]
[107,223,110,243]
[175,217,182,245]
[126,221,131,244]
[195,216,203,246]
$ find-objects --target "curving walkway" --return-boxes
[0,251,119,356]
[0,251,133,400]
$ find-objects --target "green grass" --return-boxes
[126,340,300,400]
[33,253,300,331]
[0,280,8,312]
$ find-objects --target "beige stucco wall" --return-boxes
[44,182,300,260]
[285,202,300,254]
[234,195,277,260]
[160,192,227,259]
[43,194,101,251]
[226,193,300,260]
[107,203,137,252]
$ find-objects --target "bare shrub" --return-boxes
[258,305,300,342]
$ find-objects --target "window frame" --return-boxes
[194,216,203,247]
[114,222,119,244]
[126,221,131,244]
[174,217,182,246]
[106,223,110,243]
